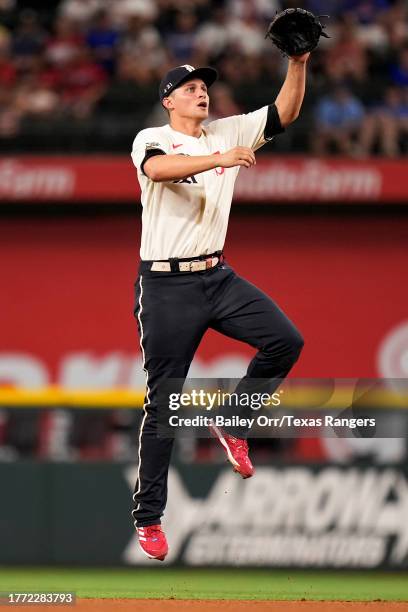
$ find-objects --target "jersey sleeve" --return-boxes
[131,128,171,176]
[208,104,284,151]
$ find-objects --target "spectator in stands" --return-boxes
[12,9,47,71]
[86,9,120,74]
[359,85,408,156]
[58,0,105,28]
[389,45,408,87]
[14,73,60,118]
[60,45,107,118]
[324,14,368,81]
[46,16,84,69]
[380,2,408,54]
[120,14,166,72]
[0,0,15,13]
[305,0,344,17]
[206,81,242,120]
[227,0,280,21]
[0,32,17,138]
[226,3,268,56]
[0,35,16,87]
[0,71,59,140]
[313,84,365,155]
[164,9,198,63]
[0,84,19,137]
[0,21,10,48]
[195,6,229,62]
[109,0,158,27]
[343,0,391,25]
[218,53,247,87]
[97,54,157,117]
[234,54,276,110]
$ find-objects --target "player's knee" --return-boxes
[276,327,304,364]
[289,329,304,361]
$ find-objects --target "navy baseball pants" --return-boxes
[132,257,303,527]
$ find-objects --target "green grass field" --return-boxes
[0,568,407,601]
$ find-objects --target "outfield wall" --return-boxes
[1,214,408,387]
[1,461,407,569]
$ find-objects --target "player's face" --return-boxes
[168,79,209,120]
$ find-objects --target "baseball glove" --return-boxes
[265,8,329,57]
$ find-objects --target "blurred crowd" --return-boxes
[0,407,303,463]
[1,0,408,155]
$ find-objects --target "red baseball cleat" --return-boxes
[137,524,168,561]
[209,422,254,479]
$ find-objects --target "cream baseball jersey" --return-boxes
[131,104,283,260]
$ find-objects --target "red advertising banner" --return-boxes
[1,214,407,389]
[1,155,408,203]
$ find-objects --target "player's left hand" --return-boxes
[265,8,329,58]
[289,52,310,63]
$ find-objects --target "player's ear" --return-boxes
[163,94,175,112]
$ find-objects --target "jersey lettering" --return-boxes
[173,175,198,184]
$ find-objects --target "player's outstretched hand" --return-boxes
[219,147,256,169]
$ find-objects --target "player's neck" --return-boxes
[169,117,203,139]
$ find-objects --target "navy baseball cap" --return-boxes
[159,65,218,102]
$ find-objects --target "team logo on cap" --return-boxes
[181,65,195,71]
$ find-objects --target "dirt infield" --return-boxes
[9,599,408,612]
[76,601,408,611]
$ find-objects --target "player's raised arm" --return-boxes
[274,54,309,128]
[266,9,329,127]
[144,147,256,182]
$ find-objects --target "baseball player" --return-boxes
[129,5,331,558]
[130,10,327,563]
[130,54,309,560]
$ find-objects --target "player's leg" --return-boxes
[209,264,303,438]
[132,269,209,531]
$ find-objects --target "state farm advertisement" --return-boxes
[0,155,408,203]
[1,214,407,390]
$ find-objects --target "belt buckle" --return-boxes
[205,257,212,270]
[189,259,199,271]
